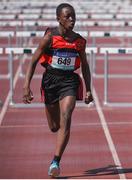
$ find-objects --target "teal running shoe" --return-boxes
[48,160,60,177]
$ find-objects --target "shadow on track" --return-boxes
[57,165,132,179]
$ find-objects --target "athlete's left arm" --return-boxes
[79,46,93,104]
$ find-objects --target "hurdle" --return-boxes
[6,48,32,107]
[7,47,97,108]
[92,47,132,79]
[0,33,32,80]
[0,33,19,80]
[103,48,132,107]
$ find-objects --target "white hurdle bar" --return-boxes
[103,49,132,107]
[8,47,97,108]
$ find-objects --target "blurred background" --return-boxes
[0,0,132,179]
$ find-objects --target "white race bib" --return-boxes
[51,51,78,70]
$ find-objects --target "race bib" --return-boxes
[51,51,77,70]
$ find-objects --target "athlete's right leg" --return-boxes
[45,102,61,177]
[47,96,76,177]
[45,102,60,132]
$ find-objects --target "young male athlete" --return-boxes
[23,3,93,178]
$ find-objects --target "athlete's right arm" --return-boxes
[23,31,52,104]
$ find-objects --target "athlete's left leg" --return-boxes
[55,95,76,158]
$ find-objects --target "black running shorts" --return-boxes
[41,67,83,105]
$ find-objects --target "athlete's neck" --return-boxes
[58,25,72,38]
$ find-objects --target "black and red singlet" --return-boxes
[39,27,86,71]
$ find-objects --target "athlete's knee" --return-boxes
[50,126,59,133]
[62,110,72,122]
[60,113,71,132]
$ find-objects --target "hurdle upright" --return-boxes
[102,47,132,107]
[7,47,97,108]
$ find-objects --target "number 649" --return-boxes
[58,57,71,65]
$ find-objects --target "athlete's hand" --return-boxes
[23,87,34,104]
[85,91,93,104]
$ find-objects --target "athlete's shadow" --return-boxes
[57,165,132,179]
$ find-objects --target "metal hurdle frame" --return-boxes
[0,33,33,80]
[6,47,44,108]
[103,48,132,107]
[7,47,97,108]
[92,47,132,79]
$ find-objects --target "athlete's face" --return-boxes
[57,7,76,30]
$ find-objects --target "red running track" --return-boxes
[0,54,132,179]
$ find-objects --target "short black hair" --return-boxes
[56,3,75,17]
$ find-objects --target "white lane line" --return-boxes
[93,87,126,179]
[0,95,10,126]
[0,55,26,126]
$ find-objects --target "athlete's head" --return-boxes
[56,3,76,30]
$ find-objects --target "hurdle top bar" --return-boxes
[0,31,15,37]
[89,31,132,37]
[5,47,98,54]
[5,48,36,54]
[86,47,98,53]
[100,47,132,54]
[4,47,132,54]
